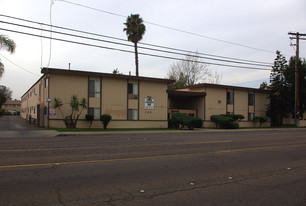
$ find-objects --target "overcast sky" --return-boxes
[0,0,305,100]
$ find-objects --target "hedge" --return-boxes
[170,113,203,130]
[210,115,239,129]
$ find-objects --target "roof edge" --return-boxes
[41,67,175,84]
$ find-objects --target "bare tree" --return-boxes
[167,52,222,89]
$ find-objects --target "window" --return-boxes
[89,80,101,98]
[248,93,254,106]
[248,113,254,121]
[128,109,138,120]
[44,78,48,88]
[226,91,234,105]
[88,108,100,119]
[128,83,138,99]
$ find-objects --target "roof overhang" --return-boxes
[167,89,206,98]
[41,68,175,84]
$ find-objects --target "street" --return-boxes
[0,116,306,205]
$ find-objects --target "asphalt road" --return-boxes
[1,117,306,205]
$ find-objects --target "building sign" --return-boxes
[144,96,154,110]
[49,107,56,119]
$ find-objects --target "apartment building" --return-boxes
[168,83,270,127]
[21,68,173,128]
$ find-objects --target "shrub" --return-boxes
[171,113,187,129]
[85,114,94,128]
[100,114,112,129]
[253,116,269,127]
[187,117,203,129]
[210,115,239,129]
[221,114,244,121]
[0,108,4,116]
[170,113,203,130]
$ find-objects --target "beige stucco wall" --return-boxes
[186,85,270,127]
[21,78,46,121]
[139,81,168,121]
[102,77,127,120]
[255,92,269,116]
[234,90,248,118]
[204,87,227,120]
[49,74,88,120]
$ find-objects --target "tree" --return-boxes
[123,14,146,77]
[112,68,122,74]
[0,85,12,107]
[52,95,87,128]
[267,51,291,126]
[0,35,16,79]
[100,114,112,129]
[85,114,94,128]
[167,52,222,89]
[286,56,306,119]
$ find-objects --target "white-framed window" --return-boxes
[128,109,138,120]
[89,80,101,98]
[128,83,138,99]
[88,108,100,119]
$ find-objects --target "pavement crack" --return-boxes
[57,188,65,206]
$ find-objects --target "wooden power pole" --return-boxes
[288,32,306,127]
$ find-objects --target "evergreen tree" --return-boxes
[267,51,291,126]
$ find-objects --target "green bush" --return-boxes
[221,114,244,121]
[188,117,203,128]
[210,115,239,129]
[100,114,112,129]
[0,108,4,116]
[253,116,269,127]
[170,113,203,130]
[85,114,94,128]
[171,113,187,129]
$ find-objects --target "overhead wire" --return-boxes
[0,54,41,77]
[55,0,276,54]
[0,20,272,68]
[0,27,271,71]
[47,0,54,68]
[0,14,272,65]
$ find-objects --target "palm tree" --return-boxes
[123,14,146,77]
[0,35,16,78]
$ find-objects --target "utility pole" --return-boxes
[288,32,306,127]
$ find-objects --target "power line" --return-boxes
[0,27,271,71]
[0,20,272,68]
[0,54,40,77]
[55,0,276,54]
[0,14,272,65]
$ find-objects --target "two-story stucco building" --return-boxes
[21,67,274,128]
[168,83,270,127]
[21,68,173,128]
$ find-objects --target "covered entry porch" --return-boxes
[167,90,206,120]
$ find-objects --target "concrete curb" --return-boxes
[55,127,306,137]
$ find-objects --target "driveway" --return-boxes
[0,116,58,138]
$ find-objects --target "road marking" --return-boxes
[1,143,306,169]
[3,137,306,153]
[0,140,234,152]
